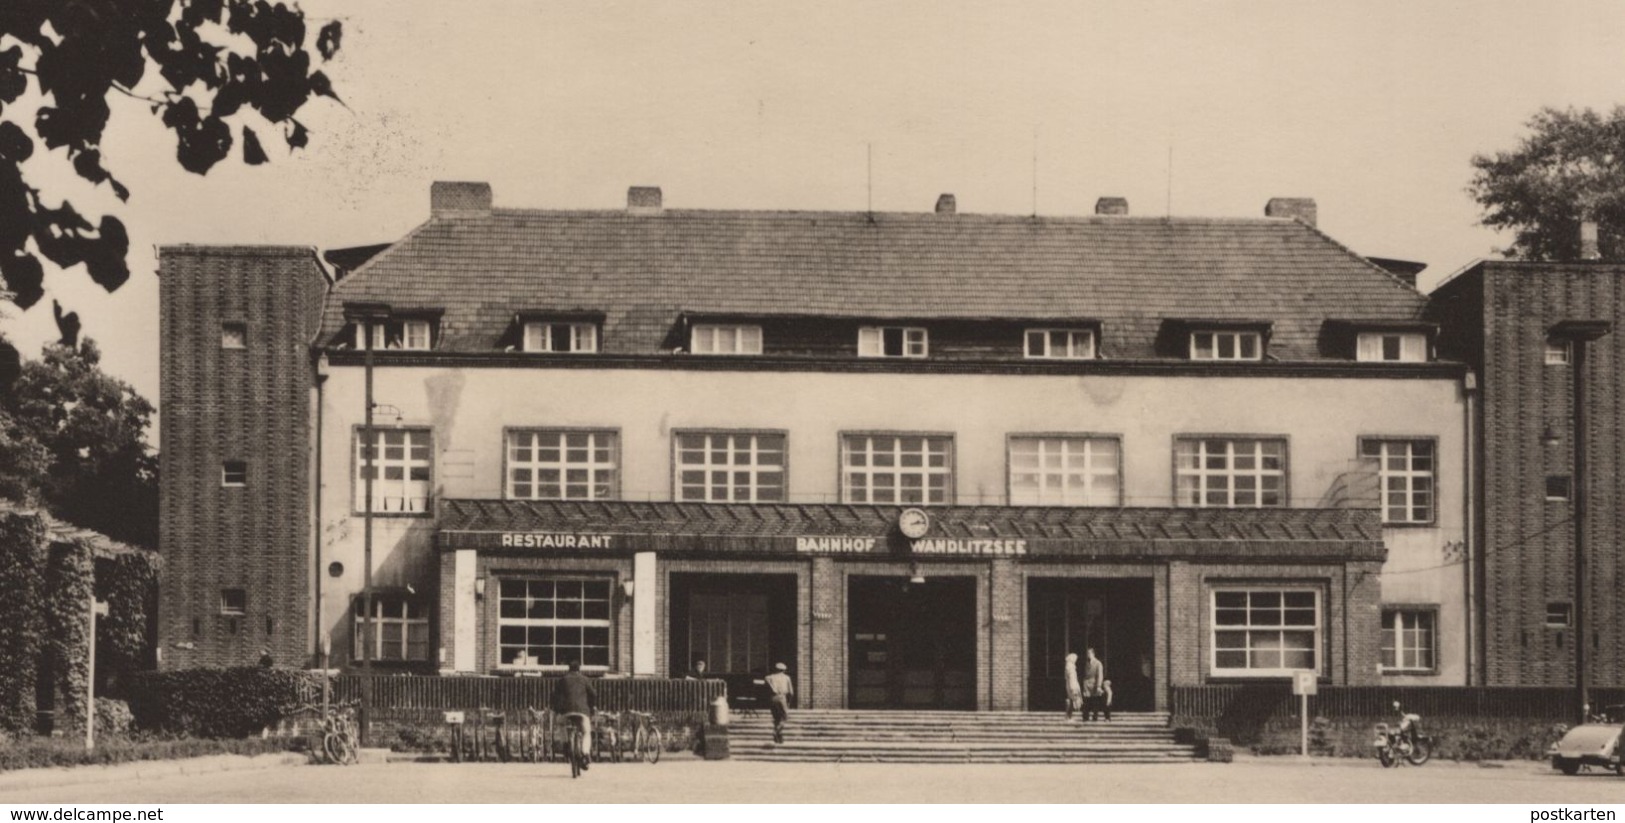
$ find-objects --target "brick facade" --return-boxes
[157,247,327,669]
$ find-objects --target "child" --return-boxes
[1102,680,1114,721]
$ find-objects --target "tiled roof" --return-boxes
[318,208,1427,360]
[438,498,1383,544]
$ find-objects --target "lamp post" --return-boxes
[1548,319,1611,723]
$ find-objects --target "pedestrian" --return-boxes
[1063,652,1082,720]
[686,658,708,679]
[765,662,794,744]
[1101,679,1114,721]
[1081,647,1105,721]
[257,647,274,668]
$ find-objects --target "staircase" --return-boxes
[729,709,1201,764]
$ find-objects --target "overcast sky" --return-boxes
[6,0,1625,410]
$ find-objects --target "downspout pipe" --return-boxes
[1463,370,1478,685]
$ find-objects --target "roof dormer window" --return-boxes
[1025,328,1096,359]
[1190,330,1261,361]
[691,324,762,355]
[523,322,598,354]
[357,319,433,351]
[1356,331,1427,363]
[858,326,927,358]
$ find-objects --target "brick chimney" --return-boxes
[935,194,956,215]
[1095,197,1128,216]
[1580,217,1601,260]
[1264,197,1317,227]
[430,181,493,218]
[628,186,663,214]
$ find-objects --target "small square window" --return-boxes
[1545,340,1572,365]
[1546,602,1573,628]
[222,461,247,487]
[221,323,247,349]
[1545,475,1572,501]
[220,589,247,616]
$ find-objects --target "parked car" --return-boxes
[1550,705,1625,776]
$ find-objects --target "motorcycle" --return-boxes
[1373,700,1432,767]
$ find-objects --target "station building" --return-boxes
[158,183,1473,709]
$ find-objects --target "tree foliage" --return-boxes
[2,338,158,548]
[1469,106,1625,261]
[0,0,343,309]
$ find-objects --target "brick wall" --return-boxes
[157,247,326,669]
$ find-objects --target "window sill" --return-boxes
[1380,521,1438,529]
[351,510,433,518]
[1380,668,1439,676]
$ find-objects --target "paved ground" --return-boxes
[3,756,1625,804]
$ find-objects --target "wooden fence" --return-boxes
[1171,685,1625,721]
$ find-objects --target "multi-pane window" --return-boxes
[689,592,769,674]
[1381,609,1436,672]
[355,429,432,513]
[676,432,785,502]
[1546,475,1572,501]
[353,596,429,662]
[1546,602,1573,627]
[841,434,952,505]
[691,325,763,355]
[507,430,617,500]
[1545,339,1572,365]
[221,460,247,487]
[220,588,247,616]
[1025,329,1096,359]
[1359,439,1435,524]
[1190,330,1262,361]
[1356,332,1427,362]
[858,326,928,358]
[523,322,598,353]
[1175,438,1286,508]
[1008,436,1120,506]
[358,319,433,351]
[498,579,613,671]
[1212,589,1319,675]
[221,322,246,349]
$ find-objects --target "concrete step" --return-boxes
[730,728,1174,740]
[734,754,1202,764]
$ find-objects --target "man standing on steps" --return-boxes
[765,662,794,744]
[1081,648,1105,722]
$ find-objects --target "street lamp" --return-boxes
[1548,319,1612,724]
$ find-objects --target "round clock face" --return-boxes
[899,507,931,539]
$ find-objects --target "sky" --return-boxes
[6,0,1625,411]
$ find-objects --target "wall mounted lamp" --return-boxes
[909,563,926,585]
[475,577,487,599]
[1541,424,1562,449]
[621,580,636,598]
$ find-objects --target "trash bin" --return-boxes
[708,695,730,726]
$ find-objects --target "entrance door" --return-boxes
[848,576,976,709]
[1028,578,1155,711]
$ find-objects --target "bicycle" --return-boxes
[559,712,590,778]
[592,711,622,763]
[624,710,663,764]
[296,701,360,765]
[521,707,549,763]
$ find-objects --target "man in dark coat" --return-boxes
[550,660,598,766]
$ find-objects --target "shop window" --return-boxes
[221,460,247,487]
[841,434,953,505]
[1545,475,1571,501]
[688,592,769,674]
[353,596,429,662]
[221,322,247,349]
[1545,339,1572,365]
[1024,329,1096,360]
[1008,435,1119,506]
[1211,589,1319,676]
[219,588,246,616]
[1190,330,1261,361]
[355,428,432,513]
[1356,332,1427,362]
[1175,437,1286,508]
[676,432,785,502]
[498,578,613,671]
[858,326,927,358]
[358,319,433,351]
[1358,439,1435,524]
[1381,609,1436,672]
[523,322,597,353]
[691,325,762,355]
[507,430,617,500]
[1546,602,1573,628]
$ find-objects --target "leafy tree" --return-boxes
[0,0,343,309]
[3,339,157,548]
[1469,106,1625,261]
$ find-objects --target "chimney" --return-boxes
[1095,197,1129,216]
[935,194,956,215]
[627,186,663,214]
[1580,217,1601,260]
[1264,197,1317,227]
[430,182,493,218]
